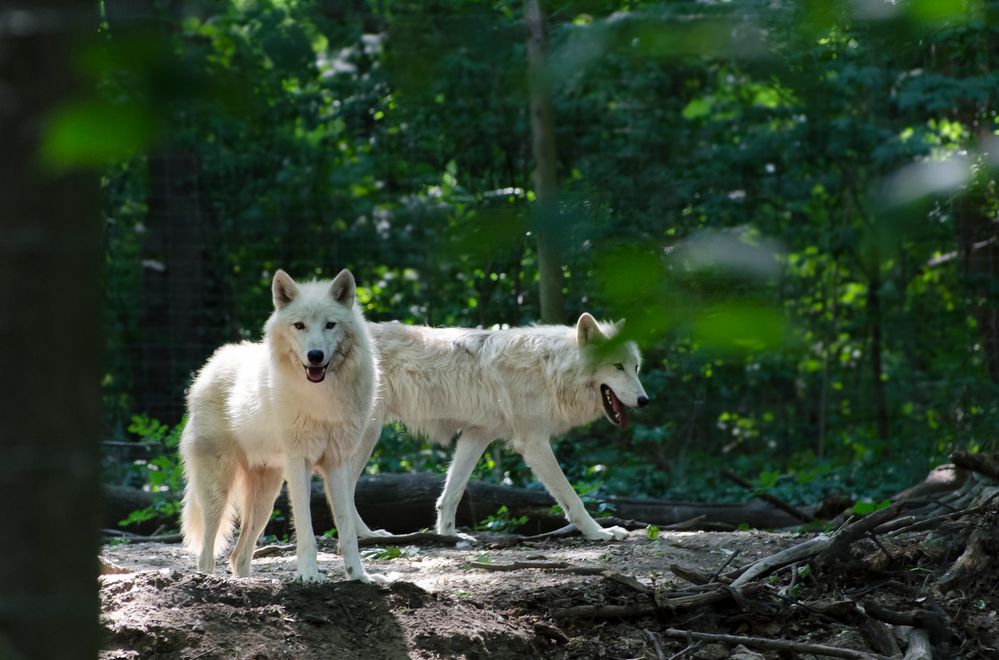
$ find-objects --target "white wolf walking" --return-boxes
[180,269,385,583]
[351,313,649,541]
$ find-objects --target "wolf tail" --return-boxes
[180,450,238,558]
[180,483,206,554]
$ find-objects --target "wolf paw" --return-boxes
[358,571,393,586]
[454,531,478,544]
[358,528,393,539]
[293,568,326,584]
[584,525,629,541]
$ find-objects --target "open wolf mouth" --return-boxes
[304,364,328,383]
[600,384,629,430]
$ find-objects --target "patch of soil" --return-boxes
[100,531,800,659]
[101,521,999,658]
[101,571,535,659]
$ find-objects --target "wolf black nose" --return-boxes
[307,350,325,365]
[637,396,650,408]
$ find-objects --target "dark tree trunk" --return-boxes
[868,267,889,445]
[0,2,102,657]
[525,0,565,324]
[956,193,999,384]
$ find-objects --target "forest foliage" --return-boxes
[79,0,999,510]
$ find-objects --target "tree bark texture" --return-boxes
[525,0,565,324]
[868,267,889,443]
[955,192,999,384]
[0,3,102,658]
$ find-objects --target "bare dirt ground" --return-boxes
[100,463,999,658]
[100,530,852,659]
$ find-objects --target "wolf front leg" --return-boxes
[324,459,388,584]
[515,435,628,541]
[285,455,323,582]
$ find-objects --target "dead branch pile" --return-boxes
[468,454,999,659]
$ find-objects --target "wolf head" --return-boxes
[265,269,360,384]
[577,313,649,431]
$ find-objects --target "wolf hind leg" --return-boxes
[436,434,493,540]
[515,435,628,541]
[228,466,283,577]
[184,449,239,573]
[346,413,391,539]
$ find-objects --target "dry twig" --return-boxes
[102,529,182,544]
[659,628,893,660]
[643,628,667,660]
[722,469,813,523]
[467,560,605,575]
[862,601,950,645]
[731,502,908,591]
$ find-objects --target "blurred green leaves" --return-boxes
[43,19,254,170]
[43,99,159,169]
[594,230,789,355]
[690,303,787,354]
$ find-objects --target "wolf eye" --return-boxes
[293,322,305,330]
[326,321,337,329]
[614,363,624,371]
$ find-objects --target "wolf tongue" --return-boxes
[307,366,325,382]
[612,398,629,431]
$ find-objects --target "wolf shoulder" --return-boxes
[186,341,276,421]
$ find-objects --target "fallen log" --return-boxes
[950,451,999,482]
[102,473,813,537]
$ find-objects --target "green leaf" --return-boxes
[850,499,891,516]
[42,100,159,170]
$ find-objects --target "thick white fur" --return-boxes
[351,313,648,541]
[180,269,385,584]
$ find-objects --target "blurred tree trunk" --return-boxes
[0,2,102,658]
[956,193,999,384]
[868,266,889,444]
[525,0,565,324]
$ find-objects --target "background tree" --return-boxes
[0,1,102,657]
[526,0,566,323]
[100,0,999,512]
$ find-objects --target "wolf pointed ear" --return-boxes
[576,312,606,347]
[272,270,299,310]
[329,269,356,307]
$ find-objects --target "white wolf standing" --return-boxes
[180,269,385,584]
[351,313,649,541]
